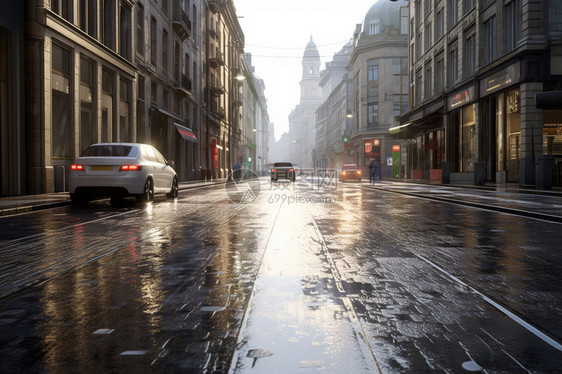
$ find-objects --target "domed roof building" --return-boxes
[360,0,408,38]
[287,37,322,169]
[344,0,409,178]
[303,36,320,60]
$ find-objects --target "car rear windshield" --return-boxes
[273,163,293,167]
[81,145,133,157]
[342,164,358,170]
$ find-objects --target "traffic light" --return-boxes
[343,136,349,143]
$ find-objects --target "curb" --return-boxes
[0,180,228,217]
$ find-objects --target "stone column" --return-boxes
[519,82,543,186]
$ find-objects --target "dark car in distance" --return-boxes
[271,162,296,182]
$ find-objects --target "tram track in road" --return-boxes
[308,212,383,374]
[312,184,562,370]
[359,184,562,351]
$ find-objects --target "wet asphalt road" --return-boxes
[0,179,561,373]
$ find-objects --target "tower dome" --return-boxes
[303,36,320,60]
[361,0,407,37]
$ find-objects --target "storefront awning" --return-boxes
[389,123,412,135]
[174,123,198,143]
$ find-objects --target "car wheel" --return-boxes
[137,178,154,204]
[166,177,178,199]
[110,196,124,205]
[70,192,86,204]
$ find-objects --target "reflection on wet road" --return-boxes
[0,180,561,373]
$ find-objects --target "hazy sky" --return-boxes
[233,0,377,140]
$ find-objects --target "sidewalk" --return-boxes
[0,179,227,217]
[372,180,562,221]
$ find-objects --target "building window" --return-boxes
[101,69,114,142]
[162,29,168,74]
[459,104,476,172]
[369,19,380,35]
[424,21,432,52]
[80,58,96,153]
[79,0,96,37]
[393,60,401,76]
[368,104,378,128]
[464,0,475,16]
[137,5,144,55]
[505,0,522,52]
[193,61,197,90]
[52,0,71,22]
[52,43,71,158]
[174,42,180,81]
[424,0,432,18]
[415,70,422,105]
[163,88,169,110]
[448,48,458,87]
[464,33,475,78]
[435,55,444,93]
[174,94,182,116]
[447,0,458,30]
[151,17,157,66]
[138,75,145,101]
[151,82,158,104]
[435,8,444,41]
[416,31,422,59]
[425,64,432,99]
[368,60,379,81]
[119,5,131,60]
[102,0,115,51]
[192,4,197,39]
[120,78,131,141]
[484,15,497,64]
[400,7,409,35]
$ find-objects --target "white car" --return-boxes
[69,143,178,204]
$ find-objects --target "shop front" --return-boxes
[394,105,445,182]
[540,98,562,186]
[479,64,522,183]
[447,86,478,183]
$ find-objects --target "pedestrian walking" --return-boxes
[372,160,379,184]
[368,160,374,184]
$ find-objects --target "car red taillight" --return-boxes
[119,165,142,171]
[289,168,294,172]
[71,164,84,171]
[272,168,277,172]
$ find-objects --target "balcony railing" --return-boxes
[209,51,224,68]
[209,77,224,96]
[172,6,192,41]
[210,101,225,119]
[173,74,193,97]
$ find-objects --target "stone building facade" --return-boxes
[0,1,25,196]
[10,0,264,196]
[288,37,322,169]
[400,0,562,187]
[347,0,410,178]
[316,41,354,170]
